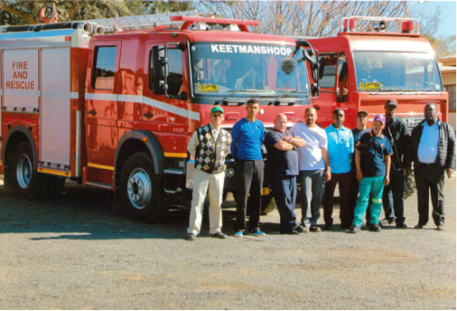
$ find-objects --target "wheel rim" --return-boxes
[127,168,152,210]
[16,154,32,189]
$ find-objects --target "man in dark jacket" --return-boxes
[406,103,455,231]
[382,99,409,228]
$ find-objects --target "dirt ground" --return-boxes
[0,174,455,310]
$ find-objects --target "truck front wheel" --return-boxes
[11,142,45,199]
[116,152,168,222]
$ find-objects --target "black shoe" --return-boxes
[436,225,445,231]
[341,224,351,230]
[414,224,424,229]
[370,224,382,232]
[310,226,321,232]
[187,233,196,241]
[281,230,300,235]
[294,226,306,233]
[381,218,395,225]
[324,224,333,231]
[396,223,408,229]
[210,232,227,239]
[346,225,361,233]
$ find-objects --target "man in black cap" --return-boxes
[382,99,409,228]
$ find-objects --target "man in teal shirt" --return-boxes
[323,108,354,230]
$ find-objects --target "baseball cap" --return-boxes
[211,106,224,114]
[357,110,368,116]
[385,99,398,107]
[373,114,386,125]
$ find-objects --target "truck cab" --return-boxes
[303,16,447,131]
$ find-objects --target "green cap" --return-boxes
[211,106,224,114]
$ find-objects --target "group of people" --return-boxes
[186,99,455,240]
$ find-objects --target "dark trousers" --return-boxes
[270,176,299,233]
[414,164,446,227]
[323,171,353,228]
[298,170,324,227]
[235,160,264,232]
[382,168,405,224]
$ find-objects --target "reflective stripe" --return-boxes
[86,92,200,121]
[372,198,383,203]
[86,93,118,101]
[4,89,40,97]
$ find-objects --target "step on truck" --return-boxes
[300,16,448,131]
[0,10,320,221]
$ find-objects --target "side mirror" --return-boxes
[180,91,187,100]
[319,58,326,80]
[311,83,319,97]
[152,46,165,95]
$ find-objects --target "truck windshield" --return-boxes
[190,43,310,99]
[353,52,443,92]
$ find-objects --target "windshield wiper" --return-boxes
[272,91,304,104]
[216,89,240,105]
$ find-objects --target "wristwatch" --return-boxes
[289,138,294,144]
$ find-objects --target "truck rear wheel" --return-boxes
[116,152,168,222]
[11,142,45,199]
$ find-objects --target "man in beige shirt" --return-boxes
[187,106,232,240]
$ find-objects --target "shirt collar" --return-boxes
[209,123,219,131]
[370,130,384,138]
[423,119,438,128]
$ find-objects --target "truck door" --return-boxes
[40,48,71,170]
[86,41,121,169]
[316,52,340,127]
[143,41,189,154]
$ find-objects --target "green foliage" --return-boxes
[0,1,196,25]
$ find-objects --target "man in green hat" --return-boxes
[186,106,232,241]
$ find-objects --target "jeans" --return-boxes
[353,176,385,227]
[298,170,324,227]
[382,168,405,224]
[270,176,299,233]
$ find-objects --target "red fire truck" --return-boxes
[301,16,448,131]
[0,11,319,221]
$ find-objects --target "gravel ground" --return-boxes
[0,174,455,310]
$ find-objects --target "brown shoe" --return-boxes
[210,232,227,239]
[187,233,196,241]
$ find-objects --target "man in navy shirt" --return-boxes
[231,99,266,237]
[264,113,306,234]
[348,114,393,233]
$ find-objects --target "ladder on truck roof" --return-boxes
[83,10,208,34]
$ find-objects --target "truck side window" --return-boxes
[319,53,337,88]
[93,46,117,90]
[167,49,184,97]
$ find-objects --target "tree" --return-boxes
[197,1,408,37]
[0,1,196,25]
[417,6,456,57]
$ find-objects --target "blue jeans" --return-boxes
[270,176,299,233]
[298,170,324,227]
[353,176,385,227]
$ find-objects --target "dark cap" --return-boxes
[357,110,368,116]
[385,99,398,107]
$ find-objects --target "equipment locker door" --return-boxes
[40,48,71,168]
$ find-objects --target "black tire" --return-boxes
[11,142,45,199]
[115,152,168,222]
[260,195,277,215]
[246,194,277,216]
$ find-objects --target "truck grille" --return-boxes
[403,116,424,133]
